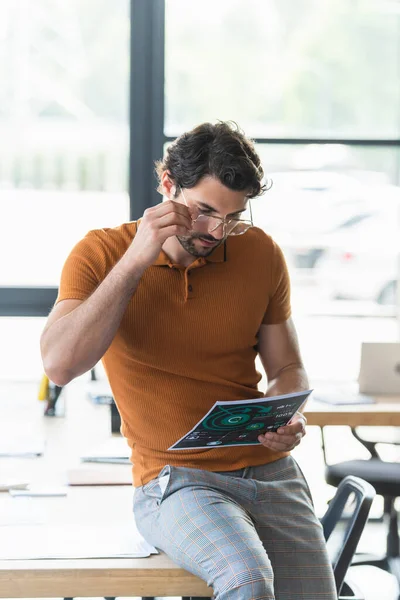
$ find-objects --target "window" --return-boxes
[165,0,400,383]
[0,0,130,287]
[2,0,400,384]
[165,0,400,139]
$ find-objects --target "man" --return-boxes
[40,121,336,599]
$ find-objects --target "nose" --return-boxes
[209,221,226,239]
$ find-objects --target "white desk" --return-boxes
[305,395,400,427]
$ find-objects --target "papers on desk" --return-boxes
[0,522,158,559]
[0,435,44,457]
[80,436,131,464]
[9,486,68,497]
[311,386,375,406]
[67,464,132,486]
[66,436,133,485]
[0,480,29,492]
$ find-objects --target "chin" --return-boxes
[177,236,221,257]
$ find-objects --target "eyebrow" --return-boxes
[197,202,246,216]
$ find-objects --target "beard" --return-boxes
[176,232,223,257]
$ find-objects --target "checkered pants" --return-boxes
[133,456,336,600]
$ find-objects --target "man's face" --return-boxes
[176,176,250,258]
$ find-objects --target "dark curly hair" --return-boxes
[155,121,268,199]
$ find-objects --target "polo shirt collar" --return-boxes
[153,250,172,266]
[204,242,225,263]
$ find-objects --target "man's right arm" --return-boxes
[40,200,191,386]
[40,258,145,386]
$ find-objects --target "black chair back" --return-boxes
[321,475,376,595]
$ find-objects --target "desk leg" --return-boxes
[320,426,327,464]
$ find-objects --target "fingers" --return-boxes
[146,200,191,220]
[292,410,307,427]
[157,208,192,231]
[128,199,193,269]
[257,417,307,451]
[143,201,192,232]
[258,430,303,451]
[277,419,306,437]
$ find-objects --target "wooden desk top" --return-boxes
[0,483,212,598]
[0,553,212,598]
[304,395,400,427]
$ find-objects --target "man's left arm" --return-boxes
[256,316,309,452]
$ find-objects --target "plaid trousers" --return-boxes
[133,456,336,600]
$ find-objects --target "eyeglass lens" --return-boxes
[194,215,251,236]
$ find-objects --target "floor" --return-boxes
[0,378,399,600]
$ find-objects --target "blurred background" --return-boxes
[1,0,399,385]
[1,1,400,597]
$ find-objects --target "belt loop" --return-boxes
[242,466,251,479]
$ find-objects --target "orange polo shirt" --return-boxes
[57,221,292,486]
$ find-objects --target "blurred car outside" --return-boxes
[253,170,373,241]
[282,185,400,305]
[252,171,400,306]
[312,202,399,305]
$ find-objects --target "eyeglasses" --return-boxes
[179,187,253,236]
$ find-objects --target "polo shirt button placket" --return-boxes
[185,268,194,298]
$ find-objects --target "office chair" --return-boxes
[324,427,400,595]
[321,475,375,598]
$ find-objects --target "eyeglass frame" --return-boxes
[179,186,254,236]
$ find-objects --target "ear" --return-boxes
[160,171,176,199]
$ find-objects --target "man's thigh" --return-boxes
[133,461,336,599]
[133,466,275,598]
[248,457,336,599]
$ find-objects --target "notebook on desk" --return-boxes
[0,523,157,559]
[358,342,400,395]
[80,436,131,464]
[67,464,132,486]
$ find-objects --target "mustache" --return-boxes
[192,233,218,243]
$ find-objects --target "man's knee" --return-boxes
[213,566,274,600]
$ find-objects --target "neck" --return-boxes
[162,236,195,267]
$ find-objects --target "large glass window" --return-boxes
[166,0,400,383]
[251,144,400,382]
[165,0,400,139]
[0,0,130,286]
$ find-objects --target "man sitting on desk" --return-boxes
[40,121,336,600]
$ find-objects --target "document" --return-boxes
[66,464,132,486]
[169,390,312,450]
[0,481,29,492]
[0,522,158,560]
[9,486,68,497]
[80,436,131,464]
[0,436,44,457]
